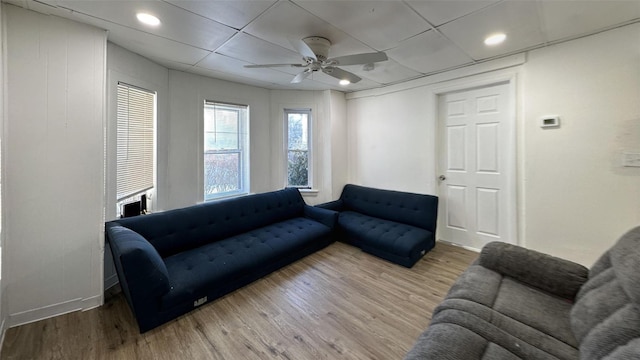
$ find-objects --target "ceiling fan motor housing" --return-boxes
[303,36,331,61]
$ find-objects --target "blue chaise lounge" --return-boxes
[317,184,439,268]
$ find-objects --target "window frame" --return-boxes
[284,108,312,189]
[203,101,249,201]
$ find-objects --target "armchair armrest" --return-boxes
[315,199,344,212]
[304,205,339,230]
[106,225,171,298]
[479,242,588,300]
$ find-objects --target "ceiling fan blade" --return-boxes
[327,52,388,66]
[322,67,362,83]
[244,63,305,68]
[289,38,317,61]
[291,69,313,84]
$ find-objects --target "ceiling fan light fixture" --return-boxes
[136,13,160,26]
[484,33,506,46]
[339,79,351,86]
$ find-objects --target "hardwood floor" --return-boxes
[1,241,477,360]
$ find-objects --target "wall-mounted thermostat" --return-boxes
[540,115,560,128]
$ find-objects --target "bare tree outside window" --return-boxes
[204,102,248,200]
[286,109,311,188]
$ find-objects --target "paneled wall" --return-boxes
[4,5,106,325]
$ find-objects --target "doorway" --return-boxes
[437,81,517,249]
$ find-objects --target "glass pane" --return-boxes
[287,113,308,151]
[287,150,308,187]
[204,152,240,199]
[205,132,238,151]
[204,106,239,151]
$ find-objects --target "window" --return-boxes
[116,83,155,203]
[204,101,249,201]
[285,109,311,188]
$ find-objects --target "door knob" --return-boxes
[439,175,446,181]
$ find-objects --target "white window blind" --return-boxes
[117,83,155,201]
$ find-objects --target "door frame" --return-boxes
[426,69,520,248]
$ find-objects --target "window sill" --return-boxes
[298,189,319,197]
[204,192,249,202]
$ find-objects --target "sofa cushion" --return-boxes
[160,217,331,309]
[442,264,578,355]
[338,211,432,259]
[340,184,438,232]
[407,301,578,360]
[405,322,523,360]
[113,188,306,257]
[571,226,640,359]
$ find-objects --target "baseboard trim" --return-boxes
[104,274,119,291]
[82,294,103,311]
[0,318,6,354]
[437,239,481,253]
[8,298,83,328]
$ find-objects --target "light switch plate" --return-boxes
[622,152,640,167]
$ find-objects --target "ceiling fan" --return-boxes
[244,36,388,84]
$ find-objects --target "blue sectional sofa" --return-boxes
[317,184,439,267]
[106,188,338,333]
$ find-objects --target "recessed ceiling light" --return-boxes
[484,33,506,46]
[136,13,160,26]
[339,79,350,86]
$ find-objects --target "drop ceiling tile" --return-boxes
[340,59,422,85]
[387,30,474,74]
[197,53,298,84]
[67,11,212,65]
[165,0,277,30]
[539,0,640,42]
[187,66,280,89]
[406,0,499,26]
[243,1,375,58]
[294,0,430,51]
[216,33,304,75]
[438,0,545,60]
[57,0,237,50]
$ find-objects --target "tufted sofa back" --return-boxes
[110,188,306,258]
[570,226,640,359]
[339,184,438,233]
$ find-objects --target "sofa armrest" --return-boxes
[304,205,339,230]
[315,199,344,212]
[106,225,171,298]
[479,242,588,300]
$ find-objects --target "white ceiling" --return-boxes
[5,0,640,92]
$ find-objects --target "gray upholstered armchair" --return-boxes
[405,226,640,360]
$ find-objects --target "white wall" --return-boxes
[521,23,640,265]
[327,90,348,199]
[167,72,348,209]
[0,1,7,338]
[347,87,437,195]
[4,5,106,325]
[346,23,640,266]
[104,43,169,290]
[167,71,272,209]
[269,89,346,205]
[106,43,169,217]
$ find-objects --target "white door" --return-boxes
[437,83,516,249]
